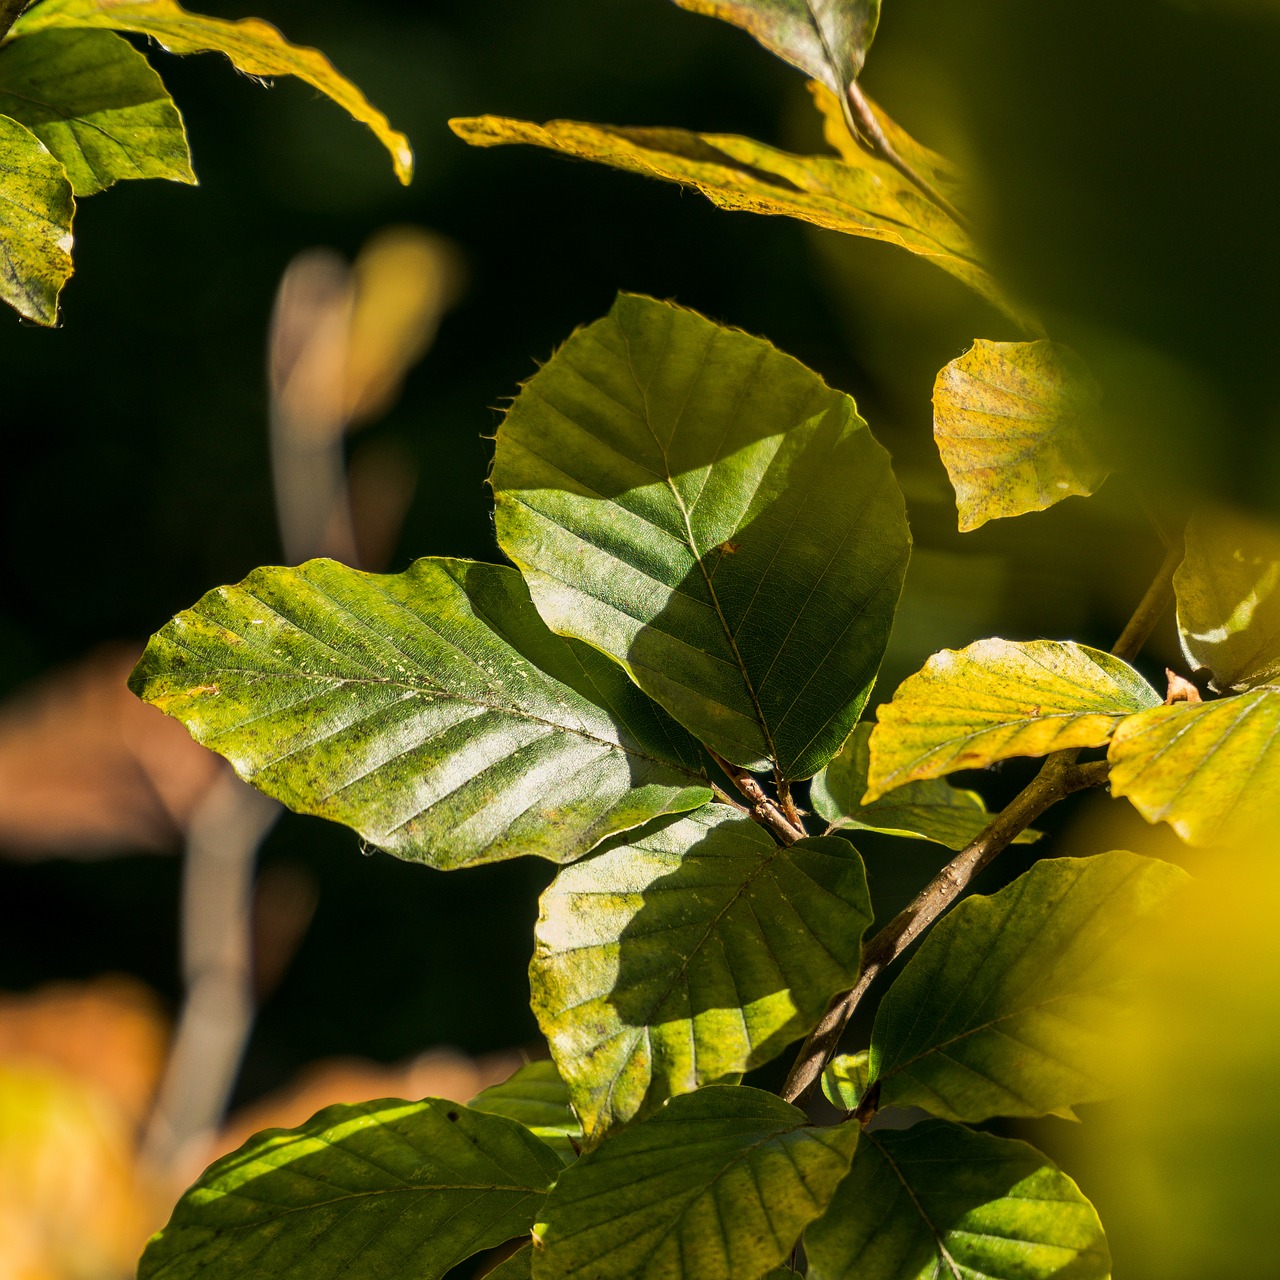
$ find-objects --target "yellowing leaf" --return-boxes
[450,115,1027,325]
[933,339,1108,532]
[1109,689,1280,846]
[15,0,413,183]
[1175,508,1280,693]
[865,639,1161,801]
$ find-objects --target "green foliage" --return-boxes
[0,0,410,324]
[471,1062,583,1163]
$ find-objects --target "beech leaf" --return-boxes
[470,1061,582,1163]
[129,558,711,870]
[933,339,1108,533]
[531,806,871,1139]
[869,852,1189,1122]
[865,639,1161,801]
[490,292,910,781]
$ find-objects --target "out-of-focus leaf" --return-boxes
[813,723,1040,849]
[490,292,910,781]
[805,1121,1110,1280]
[933,339,1108,532]
[1175,508,1280,693]
[821,1049,871,1112]
[139,1098,564,1280]
[531,806,871,1140]
[865,639,1160,801]
[470,1061,581,1162]
[16,0,413,183]
[1109,690,1280,846]
[129,558,711,870]
[450,119,1026,324]
[0,28,193,196]
[869,853,1188,1122]
[0,113,73,325]
[533,1085,858,1280]
[671,0,881,89]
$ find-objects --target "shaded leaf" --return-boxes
[1175,508,1280,693]
[933,339,1108,533]
[869,853,1188,1122]
[672,0,881,90]
[0,113,73,325]
[0,28,193,196]
[450,119,1025,324]
[138,1098,564,1280]
[490,292,910,781]
[865,639,1160,802]
[16,0,413,183]
[532,805,871,1141]
[470,1061,582,1163]
[813,723,1039,850]
[805,1120,1109,1280]
[486,1246,534,1278]
[1109,689,1280,846]
[533,1085,858,1280]
[822,1049,871,1112]
[129,557,711,870]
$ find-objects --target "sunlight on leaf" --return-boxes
[865,639,1161,801]
[470,1061,581,1163]
[531,805,870,1140]
[821,1049,870,1112]
[805,1121,1110,1280]
[533,1085,858,1280]
[869,852,1188,1122]
[933,339,1108,532]
[15,0,413,183]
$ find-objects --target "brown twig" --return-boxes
[708,749,806,845]
[1110,537,1184,663]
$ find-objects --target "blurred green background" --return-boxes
[0,0,1275,1267]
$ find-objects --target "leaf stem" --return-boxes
[1110,537,1184,664]
[0,0,27,40]
[708,749,806,845]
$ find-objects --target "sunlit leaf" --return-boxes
[933,339,1108,532]
[671,0,881,89]
[490,292,910,781]
[450,119,1026,324]
[129,557,711,870]
[805,1120,1110,1280]
[533,1085,858,1280]
[531,805,871,1140]
[821,1049,871,1112]
[0,29,193,196]
[869,853,1188,1122]
[865,639,1160,801]
[1175,508,1280,693]
[470,1061,581,1163]
[138,1098,563,1280]
[0,114,73,325]
[813,723,1039,849]
[1109,689,1280,846]
[16,0,413,183]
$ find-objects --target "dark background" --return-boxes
[0,0,1270,1206]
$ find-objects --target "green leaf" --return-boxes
[15,0,413,183]
[470,1061,582,1163]
[671,0,881,90]
[0,113,73,325]
[805,1120,1110,1280]
[489,292,910,781]
[869,852,1189,1122]
[822,1050,871,1112]
[1109,689,1280,846]
[0,29,193,196]
[532,805,871,1141]
[933,339,1108,533]
[129,557,711,870]
[813,723,1040,850]
[138,1097,564,1280]
[1175,508,1280,693]
[450,121,1026,326]
[533,1085,859,1280]
[865,639,1161,801]
[486,1245,534,1278]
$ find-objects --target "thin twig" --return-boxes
[1111,537,1184,663]
[710,782,749,815]
[0,0,28,41]
[708,749,806,845]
